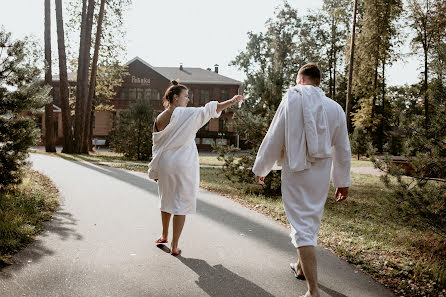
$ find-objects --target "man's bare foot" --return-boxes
[290,262,305,280]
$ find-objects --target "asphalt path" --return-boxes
[0,154,394,297]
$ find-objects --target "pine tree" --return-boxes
[0,28,51,190]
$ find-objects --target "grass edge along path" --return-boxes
[0,167,59,266]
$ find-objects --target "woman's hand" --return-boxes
[232,95,244,103]
[216,95,244,113]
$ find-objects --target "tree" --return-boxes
[82,0,105,152]
[108,98,154,161]
[350,126,369,160]
[345,0,358,132]
[44,0,55,152]
[73,0,95,154]
[55,0,74,153]
[217,2,302,195]
[64,0,131,154]
[409,0,446,128]
[0,28,51,190]
[352,0,403,152]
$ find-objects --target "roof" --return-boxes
[51,57,243,86]
[127,57,242,86]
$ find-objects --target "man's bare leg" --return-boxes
[298,246,320,297]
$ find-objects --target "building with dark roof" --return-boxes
[41,57,243,150]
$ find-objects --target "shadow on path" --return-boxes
[66,159,292,255]
[177,256,275,297]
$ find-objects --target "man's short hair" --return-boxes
[297,63,321,86]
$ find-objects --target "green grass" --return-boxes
[0,168,59,265]
[32,149,147,164]
[199,167,445,297]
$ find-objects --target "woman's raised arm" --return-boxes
[216,95,244,113]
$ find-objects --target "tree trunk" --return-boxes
[55,0,74,153]
[346,0,358,132]
[378,60,386,152]
[74,0,95,153]
[44,0,56,152]
[88,108,95,151]
[424,45,429,127]
[82,0,106,153]
[74,0,87,153]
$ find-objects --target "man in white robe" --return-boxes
[252,63,351,297]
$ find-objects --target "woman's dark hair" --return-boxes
[163,79,188,108]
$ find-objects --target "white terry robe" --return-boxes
[148,101,222,215]
[252,85,351,247]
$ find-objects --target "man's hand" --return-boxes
[255,176,265,185]
[335,187,348,202]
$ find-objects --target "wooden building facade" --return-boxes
[41,56,243,150]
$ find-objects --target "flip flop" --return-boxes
[171,248,181,256]
[290,263,306,280]
[155,238,168,243]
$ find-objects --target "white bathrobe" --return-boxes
[252,85,351,247]
[148,101,222,215]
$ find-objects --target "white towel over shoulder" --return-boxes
[286,85,332,172]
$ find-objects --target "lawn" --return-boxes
[199,167,445,297]
[0,168,59,266]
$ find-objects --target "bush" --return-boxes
[108,98,154,161]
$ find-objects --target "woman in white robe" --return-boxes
[148,80,243,255]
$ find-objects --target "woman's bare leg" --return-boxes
[160,211,171,240]
[171,215,186,252]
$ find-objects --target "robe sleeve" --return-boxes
[331,106,351,188]
[252,100,286,177]
[191,101,222,131]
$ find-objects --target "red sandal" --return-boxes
[170,248,181,256]
[155,238,168,243]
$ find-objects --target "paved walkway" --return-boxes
[0,154,394,297]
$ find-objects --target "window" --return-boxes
[188,89,194,104]
[221,88,229,100]
[119,88,128,99]
[137,88,144,99]
[216,138,228,145]
[199,89,210,105]
[219,117,227,131]
[128,88,137,99]
[144,88,152,100]
[202,138,214,145]
[151,89,160,100]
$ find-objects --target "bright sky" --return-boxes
[1,0,420,86]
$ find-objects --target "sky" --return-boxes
[1,0,421,86]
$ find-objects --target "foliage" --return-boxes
[373,79,446,238]
[350,126,370,160]
[0,168,58,264]
[108,98,154,161]
[351,0,403,152]
[0,28,51,191]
